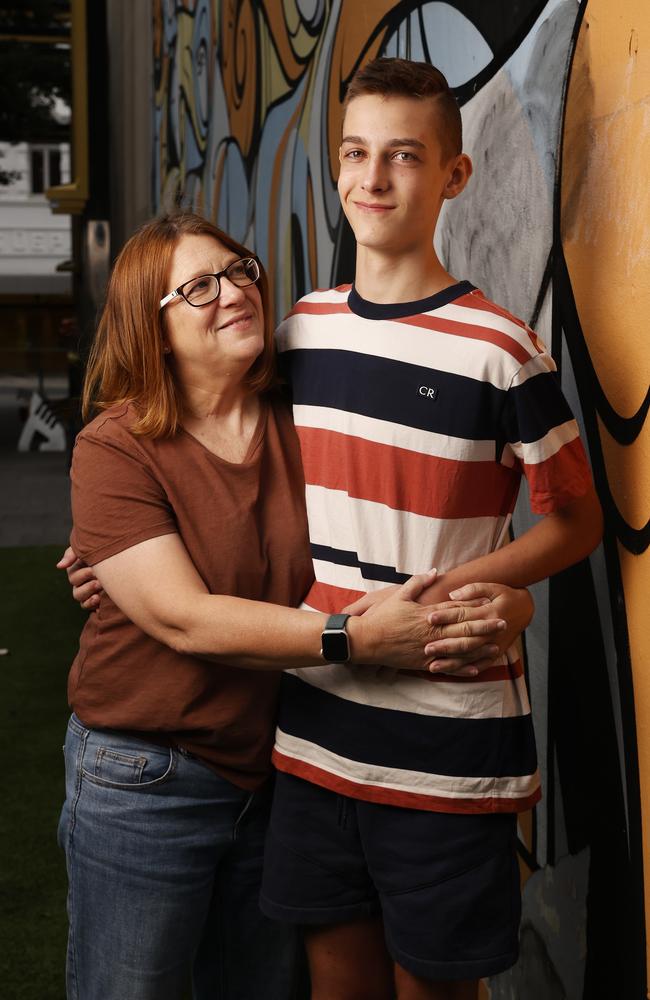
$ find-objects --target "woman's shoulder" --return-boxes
[75,403,149,459]
[77,402,139,442]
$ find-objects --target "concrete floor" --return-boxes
[0,450,71,548]
[0,374,72,548]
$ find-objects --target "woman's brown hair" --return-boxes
[82,213,276,437]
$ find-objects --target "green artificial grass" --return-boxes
[0,545,85,1000]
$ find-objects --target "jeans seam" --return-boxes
[79,747,177,790]
[66,720,89,1000]
[232,790,255,842]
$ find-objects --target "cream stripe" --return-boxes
[294,404,496,462]
[277,312,528,387]
[274,730,539,801]
[298,290,539,354]
[286,663,531,720]
[509,420,580,465]
[306,486,511,576]
[509,351,557,385]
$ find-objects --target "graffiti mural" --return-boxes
[153,2,648,996]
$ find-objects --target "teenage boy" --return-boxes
[259,58,602,1000]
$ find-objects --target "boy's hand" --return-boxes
[424,583,534,676]
[342,582,415,616]
[56,546,103,610]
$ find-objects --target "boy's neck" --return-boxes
[353,245,456,304]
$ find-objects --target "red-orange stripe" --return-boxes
[298,426,519,518]
[523,437,591,514]
[459,291,543,353]
[396,312,533,366]
[399,657,524,684]
[272,751,541,814]
[286,297,351,319]
[304,580,365,613]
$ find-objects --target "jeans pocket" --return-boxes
[80,732,176,790]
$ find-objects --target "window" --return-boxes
[30,146,64,194]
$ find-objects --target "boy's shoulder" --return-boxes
[447,287,548,366]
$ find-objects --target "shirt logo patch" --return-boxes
[418,385,438,400]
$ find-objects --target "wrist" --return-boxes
[346,615,370,664]
[320,613,352,663]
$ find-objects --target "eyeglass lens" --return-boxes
[183,258,259,306]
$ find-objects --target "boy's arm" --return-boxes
[419,484,602,607]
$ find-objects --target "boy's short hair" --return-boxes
[343,58,462,163]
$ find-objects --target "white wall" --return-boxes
[0,142,72,295]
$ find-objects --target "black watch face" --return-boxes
[323,630,349,662]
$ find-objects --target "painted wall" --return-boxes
[153,2,649,996]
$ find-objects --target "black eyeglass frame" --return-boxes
[159,256,260,310]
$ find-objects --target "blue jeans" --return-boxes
[58,714,298,1000]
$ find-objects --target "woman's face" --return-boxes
[162,233,265,383]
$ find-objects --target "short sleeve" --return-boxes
[501,352,593,514]
[70,424,178,564]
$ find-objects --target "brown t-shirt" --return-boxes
[69,394,314,789]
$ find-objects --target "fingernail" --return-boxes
[448,588,462,599]
[496,619,506,629]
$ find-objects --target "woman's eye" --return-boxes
[186,278,210,296]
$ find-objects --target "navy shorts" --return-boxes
[260,772,521,982]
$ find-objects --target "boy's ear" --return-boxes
[444,153,473,200]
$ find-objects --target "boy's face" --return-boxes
[338,93,471,257]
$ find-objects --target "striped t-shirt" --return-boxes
[272,281,593,814]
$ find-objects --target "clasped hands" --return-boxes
[58,549,533,676]
[342,570,533,676]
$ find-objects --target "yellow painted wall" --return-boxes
[562,4,650,991]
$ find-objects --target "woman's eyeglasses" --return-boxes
[159,257,260,309]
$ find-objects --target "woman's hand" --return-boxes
[56,546,103,610]
[423,583,534,676]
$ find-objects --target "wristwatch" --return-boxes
[321,613,351,663]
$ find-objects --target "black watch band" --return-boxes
[321,613,351,663]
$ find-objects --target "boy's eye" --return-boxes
[393,151,416,162]
[343,149,365,159]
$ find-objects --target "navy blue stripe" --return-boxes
[310,543,410,585]
[279,673,537,779]
[287,349,505,441]
[504,371,577,445]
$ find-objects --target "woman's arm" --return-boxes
[58,545,517,674]
[75,532,483,672]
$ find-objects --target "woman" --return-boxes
[59,212,531,1000]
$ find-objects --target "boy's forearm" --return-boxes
[418,486,603,605]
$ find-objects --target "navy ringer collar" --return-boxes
[348,280,475,320]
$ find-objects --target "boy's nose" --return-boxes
[361,156,389,192]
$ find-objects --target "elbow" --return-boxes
[150,611,205,657]
[164,620,210,657]
[165,626,194,656]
